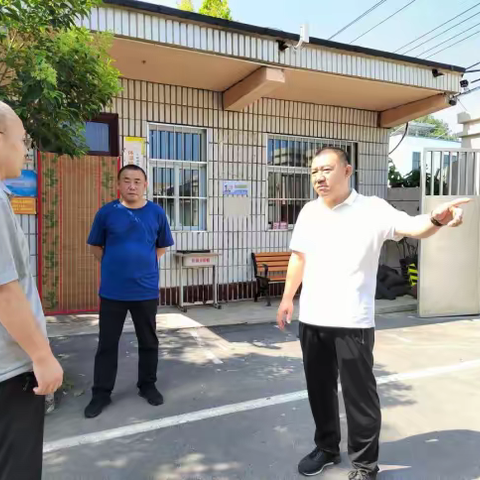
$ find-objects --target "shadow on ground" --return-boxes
[43,427,480,480]
[48,325,416,430]
[379,430,480,480]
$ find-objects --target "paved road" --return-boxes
[43,313,480,480]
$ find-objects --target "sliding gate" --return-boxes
[419,148,480,317]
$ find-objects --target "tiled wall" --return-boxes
[16,214,38,280]
[107,78,391,304]
[17,151,38,281]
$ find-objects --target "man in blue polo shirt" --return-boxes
[85,164,174,418]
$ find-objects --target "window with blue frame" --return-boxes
[85,122,110,153]
[412,151,421,171]
[267,135,356,229]
[82,114,119,156]
[149,125,207,231]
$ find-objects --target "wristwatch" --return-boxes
[430,214,444,227]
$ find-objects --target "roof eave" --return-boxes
[103,0,466,74]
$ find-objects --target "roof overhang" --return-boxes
[87,1,466,128]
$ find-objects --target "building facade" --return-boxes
[105,79,389,304]
[19,0,465,313]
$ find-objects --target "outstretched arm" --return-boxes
[395,198,470,240]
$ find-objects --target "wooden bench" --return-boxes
[251,251,291,306]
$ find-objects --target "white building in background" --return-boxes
[389,123,461,176]
[24,1,466,313]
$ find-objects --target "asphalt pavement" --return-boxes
[42,313,480,480]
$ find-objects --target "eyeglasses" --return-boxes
[0,131,33,149]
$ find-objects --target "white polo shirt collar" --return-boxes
[318,189,358,211]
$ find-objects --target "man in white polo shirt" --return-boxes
[277,147,468,480]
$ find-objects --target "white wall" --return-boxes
[389,135,461,177]
[109,78,391,303]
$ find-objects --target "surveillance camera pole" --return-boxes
[294,24,309,50]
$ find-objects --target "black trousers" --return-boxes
[299,322,381,473]
[0,372,45,480]
[92,298,159,398]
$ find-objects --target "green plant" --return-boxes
[0,0,121,156]
[415,114,458,141]
[199,0,232,20]
[388,161,404,188]
[177,0,195,12]
[389,160,448,194]
[178,0,233,20]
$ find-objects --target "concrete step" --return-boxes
[46,296,417,338]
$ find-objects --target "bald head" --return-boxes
[0,101,26,180]
[314,147,350,166]
[0,101,18,132]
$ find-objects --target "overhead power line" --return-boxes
[394,1,480,53]
[420,20,480,57]
[328,0,389,40]
[466,60,480,70]
[349,0,418,44]
[456,85,480,98]
[425,27,480,58]
[402,9,480,54]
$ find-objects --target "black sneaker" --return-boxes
[348,467,379,480]
[298,447,341,476]
[139,385,164,406]
[84,396,111,418]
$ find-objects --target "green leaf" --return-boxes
[1,0,119,157]
[177,0,195,12]
[199,0,232,20]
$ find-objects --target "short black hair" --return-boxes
[314,147,351,165]
[118,164,147,180]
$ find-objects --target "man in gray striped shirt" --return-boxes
[0,101,63,480]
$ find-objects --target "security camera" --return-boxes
[277,40,289,52]
[460,79,469,88]
[448,97,458,107]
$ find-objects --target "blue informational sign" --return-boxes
[223,181,249,196]
[4,170,37,197]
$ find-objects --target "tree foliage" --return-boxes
[392,114,458,141]
[0,0,121,157]
[178,0,233,20]
[177,0,195,12]
[414,114,458,141]
[199,0,232,20]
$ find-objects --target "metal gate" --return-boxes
[419,148,480,317]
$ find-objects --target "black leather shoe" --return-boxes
[84,396,111,418]
[139,385,164,406]
[298,447,341,476]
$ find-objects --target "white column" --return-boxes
[458,111,480,148]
